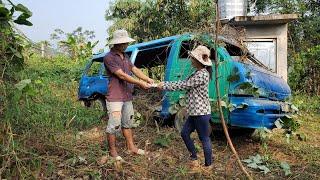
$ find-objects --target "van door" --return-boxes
[79,60,108,99]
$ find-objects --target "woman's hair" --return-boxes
[201,54,213,80]
[205,66,213,80]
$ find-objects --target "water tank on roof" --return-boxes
[218,0,247,20]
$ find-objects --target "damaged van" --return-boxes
[78,34,293,131]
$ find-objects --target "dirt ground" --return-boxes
[31,110,320,180]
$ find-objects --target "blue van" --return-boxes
[78,34,292,131]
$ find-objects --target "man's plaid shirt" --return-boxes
[163,68,211,116]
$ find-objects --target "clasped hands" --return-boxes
[138,78,164,90]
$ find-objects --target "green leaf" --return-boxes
[135,112,141,119]
[236,103,249,109]
[0,6,10,19]
[92,40,99,48]
[34,79,42,84]
[179,94,185,99]
[285,115,292,119]
[10,6,14,15]
[9,47,22,58]
[15,79,31,91]
[78,156,87,165]
[290,104,299,112]
[247,163,259,169]
[154,136,170,147]
[227,73,240,82]
[228,103,236,112]
[195,144,201,152]
[297,133,307,141]
[274,118,283,129]
[168,105,178,114]
[238,82,253,90]
[252,154,263,164]
[263,127,272,134]
[286,133,291,143]
[66,157,78,166]
[220,100,227,107]
[242,159,253,163]
[178,98,186,107]
[280,161,291,176]
[258,165,271,174]
[15,4,32,16]
[14,17,33,26]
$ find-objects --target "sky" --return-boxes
[12,0,113,52]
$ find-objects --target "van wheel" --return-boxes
[174,108,188,133]
[229,128,256,137]
[97,97,107,112]
[84,100,92,107]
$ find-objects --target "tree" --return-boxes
[50,27,98,61]
[105,0,215,43]
[0,0,32,80]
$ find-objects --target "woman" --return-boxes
[158,45,213,169]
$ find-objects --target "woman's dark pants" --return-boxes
[180,114,212,166]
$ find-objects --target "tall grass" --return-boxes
[0,55,104,178]
[5,55,103,133]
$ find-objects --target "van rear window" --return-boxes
[179,41,216,60]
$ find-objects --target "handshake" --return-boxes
[137,79,164,90]
[148,82,164,89]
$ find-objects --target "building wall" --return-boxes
[242,23,288,81]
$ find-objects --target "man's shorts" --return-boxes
[105,101,134,134]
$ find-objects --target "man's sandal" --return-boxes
[110,155,125,162]
[127,149,146,155]
[98,155,124,165]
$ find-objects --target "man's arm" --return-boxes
[114,69,150,89]
[132,66,154,84]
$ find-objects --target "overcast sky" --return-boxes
[12,0,113,52]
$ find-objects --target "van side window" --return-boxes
[179,41,215,60]
[224,43,247,61]
[133,45,171,82]
[86,61,102,76]
[179,41,196,59]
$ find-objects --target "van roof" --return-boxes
[92,35,181,62]
[91,34,248,62]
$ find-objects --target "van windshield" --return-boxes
[133,45,171,82]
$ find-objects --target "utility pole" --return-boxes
[41,43,45,58]
[214,0,253,179]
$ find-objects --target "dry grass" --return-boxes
[16,109,319,179]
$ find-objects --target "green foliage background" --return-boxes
[50,27,98,61]
[105,0,215,42]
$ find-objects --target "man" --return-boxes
[103,29,153,161]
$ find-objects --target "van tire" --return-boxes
[97,97,107,112]
[174,108,188,133]
[84,100,92,107]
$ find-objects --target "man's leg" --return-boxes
[107,133,117,157]
[121,101,139,152]
[122,128,138,152]
[105,102,123,157]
